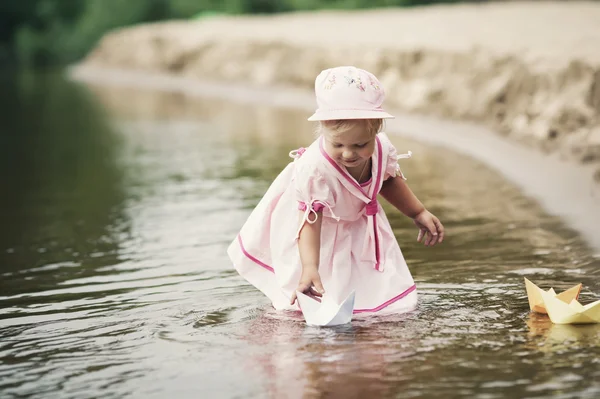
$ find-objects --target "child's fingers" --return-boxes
[291,282,310,304]
[427,226,438,246]
[429,232,439,246]
[306,289,323,302]
[428,219,444,246]
[426,231,435,246]
[417,228,425,242]
[308,287,323,297]
[422,227,432,246]
[426,221,439,246]
[435,219,445,243]
[313,279,325,295]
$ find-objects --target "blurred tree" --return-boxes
[63,0,169,64]
[1,0,85,65]
[2,0,171,66]
[168,0,222,17]
[0,0,477,67]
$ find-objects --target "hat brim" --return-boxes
[307,109,395,121]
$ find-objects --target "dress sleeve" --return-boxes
[382,134,411,181]
[293,163,339,239]
[294,164,336,214]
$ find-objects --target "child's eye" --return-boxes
[333,143,343,148]
[355,143,367,148]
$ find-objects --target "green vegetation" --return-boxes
[0,0,465,67]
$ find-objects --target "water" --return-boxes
[1,70,599,399]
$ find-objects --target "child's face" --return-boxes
[322,123,376,168]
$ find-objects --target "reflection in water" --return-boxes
[0,70,127,298]
[526,313,600,350]
[0,76,599,399]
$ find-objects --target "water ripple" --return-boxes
[1,83,599,399]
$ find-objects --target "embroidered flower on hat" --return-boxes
[357,78,366,92]
[344,75,366,92]
[324,74,336,90]
[369,76,380,91]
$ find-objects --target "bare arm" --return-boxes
[290,211,325,305]
[379,176,425,218]
[380,176,445,246]
[297,210,322,269]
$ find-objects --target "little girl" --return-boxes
[228,66,444,314]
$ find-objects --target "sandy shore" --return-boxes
[79,1,600,174]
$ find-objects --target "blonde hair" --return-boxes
[317,119,384,138]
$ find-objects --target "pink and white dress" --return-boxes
[227,132,417,314]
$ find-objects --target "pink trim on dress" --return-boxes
[319,136,385,272]
[373,216,380,271]
[298,201,325,212]
[372,137,383,198]
[236,236,416,313]
[316,135,383,197]
[319,137,368,196]
[372,137,383,270]
[237,235,274,273]
[353,284,416,313]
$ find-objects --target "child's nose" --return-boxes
[342,149,354,159]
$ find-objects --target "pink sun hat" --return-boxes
[307,66,395,121]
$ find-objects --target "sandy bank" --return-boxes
[79,1,600,175]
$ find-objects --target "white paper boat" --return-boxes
[296,290,356,327]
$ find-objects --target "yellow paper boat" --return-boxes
[524,278,600,324]
[524,278,581,314]
[539,289,600,324]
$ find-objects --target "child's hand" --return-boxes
[290,267,325,305]
[413,210,445,246]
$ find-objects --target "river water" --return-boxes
[1,71,599,399]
